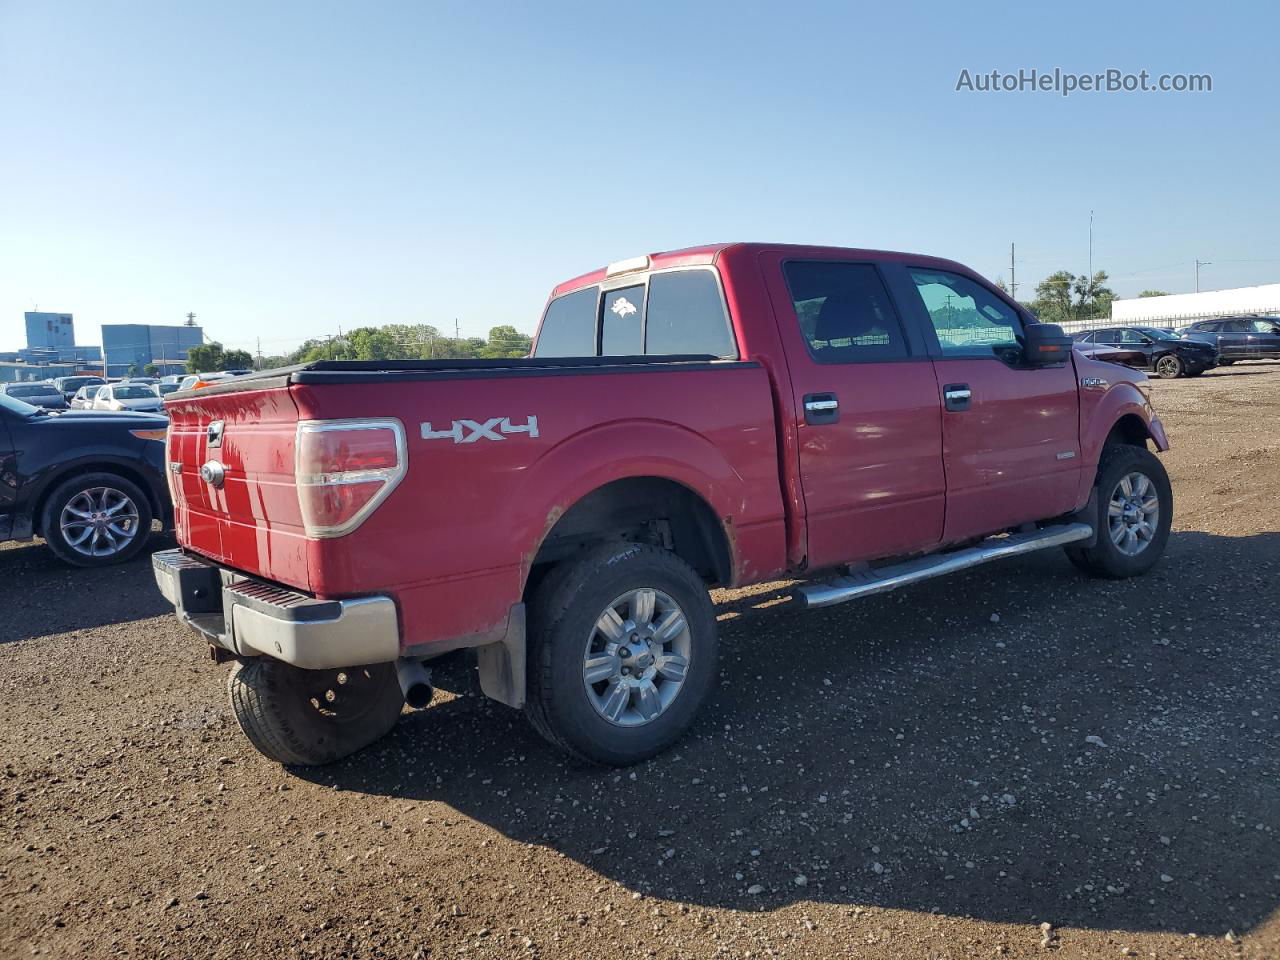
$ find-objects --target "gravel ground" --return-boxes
[2,364,1277,959]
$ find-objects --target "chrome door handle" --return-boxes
[805,399,839,412]
[802,393,839,425]
[943,384,972,412]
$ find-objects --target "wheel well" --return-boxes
[32,462,163,537]
[1106,414,1152,450]
[527,477,733,593]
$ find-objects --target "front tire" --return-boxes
[228,660,404,765]
[40,472,154,567]
[525,543,719,766]
[1065,444,1172,578]
[1154,354,1184,379]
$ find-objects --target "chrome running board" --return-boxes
[796,522,1093,609]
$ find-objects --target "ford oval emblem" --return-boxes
[200,460,226,488]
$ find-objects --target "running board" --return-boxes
[796,522,1093,610]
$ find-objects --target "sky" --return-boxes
[2,0,1278,356]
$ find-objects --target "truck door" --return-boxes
[761,255,945,570]
[896,265,1082,543]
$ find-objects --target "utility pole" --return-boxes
[1087,210,1094,320]
[256,337,262,370]
[185,312,197,327]
[1009,243,1017,301]
[1195,259,1211,293]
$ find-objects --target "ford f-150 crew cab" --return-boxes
[152,243,1172,767]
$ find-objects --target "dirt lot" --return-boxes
[2,364,1277,959]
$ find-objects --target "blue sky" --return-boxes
[2,0,1277,355]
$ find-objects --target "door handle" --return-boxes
[803,393,839,425]
[943,383,971,412]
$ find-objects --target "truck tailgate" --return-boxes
[166,379,311,590]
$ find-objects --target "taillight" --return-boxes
[295,419,406,538]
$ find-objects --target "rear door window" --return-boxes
[783,261,910,363]
[533,288,599,357]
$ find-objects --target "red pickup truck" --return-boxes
[153,243,1172,768]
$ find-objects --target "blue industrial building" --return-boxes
[24,312,75,349]
[102,323,204,376]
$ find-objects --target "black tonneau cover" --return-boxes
[170,354,747,398]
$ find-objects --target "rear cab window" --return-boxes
[533,269,736,359]
[781,261,910,363]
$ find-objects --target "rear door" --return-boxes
[762,254,945,569]
[1216,319,1251,359]
[896,265,1082,543]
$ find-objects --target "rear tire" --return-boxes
[1154,354,1184,379]
[40,472,154,567]
[1065,444,1172,579]
[525,542,718,766]
[228,659,404,765]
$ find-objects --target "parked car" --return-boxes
[0,391,169,566]
[127,376,160,385]
[0,381,69,410]
[153,242,1173,768]
[51,375,106,401]
[69,385,99,409]
[1072,326,1217,378]
[154,382,181,396]
[90,382,166,413]
[1175,316,1280,363]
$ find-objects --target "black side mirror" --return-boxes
[1023,323,1073,366]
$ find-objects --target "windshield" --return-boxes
[155,383,180,394]
[60,377,104,391]
[114,385,156,400]
[6,384,58,398]
[0,392,40,416]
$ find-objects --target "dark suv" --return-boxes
[1072,326,1217,378]
[1175,317,1280,364]
[0,392,171,566]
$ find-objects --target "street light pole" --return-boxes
[1195,259,1212,293]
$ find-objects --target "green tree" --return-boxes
[1073,270,1114,322]
[1031,271,1076,325]
[1138,289,1170,298]
[186,342,225,373]
[479,325,533,358]
[126,363,140,378]
[143,363,159,376]
[222,349,254,370]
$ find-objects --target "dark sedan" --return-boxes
[0,381,69,409]
[1175,316,1280,364]
[1072,326,1217,378]
[0,392,170,566]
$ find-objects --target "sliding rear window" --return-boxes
[533,269,737,359]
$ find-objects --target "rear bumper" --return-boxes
[151,548,399,669]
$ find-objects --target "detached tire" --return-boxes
[525,542,718,766]
[1066,444,1173,579]
[228,660,404,765]
[40,471,153,567]
[1154,354,1184,379]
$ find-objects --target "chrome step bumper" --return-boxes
[152,548,400,669]
[796,523,1093,609]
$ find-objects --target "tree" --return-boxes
[186,342,225,373]
[144,363,159,376]
[1138,290,1170,298]
[126,363,140,378]
[1032,271,1076,325]
[479,325,532,358]
[223,349,254,370]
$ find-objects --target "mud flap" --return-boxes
[476,603,526,709]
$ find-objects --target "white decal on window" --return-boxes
[420,416,540,444]
[610,297,638,318]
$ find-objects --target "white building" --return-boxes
[1112,284,1280,326]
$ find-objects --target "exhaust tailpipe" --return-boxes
[394,657,434,709]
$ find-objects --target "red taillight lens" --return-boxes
[296,420,406,538]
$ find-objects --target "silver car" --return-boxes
[90,382,165,413]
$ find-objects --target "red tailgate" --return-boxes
[166,382,311,590]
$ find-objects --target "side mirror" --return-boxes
[1023,323,1072,366]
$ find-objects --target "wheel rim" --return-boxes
[59,486,141,557]
[582,587,692,728]
[301,667,388,724]
[1107,471,1160,556]
[1157,356,1179,376]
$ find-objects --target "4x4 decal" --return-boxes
[420,416,539,444]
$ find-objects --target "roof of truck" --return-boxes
[550,242,974,297]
